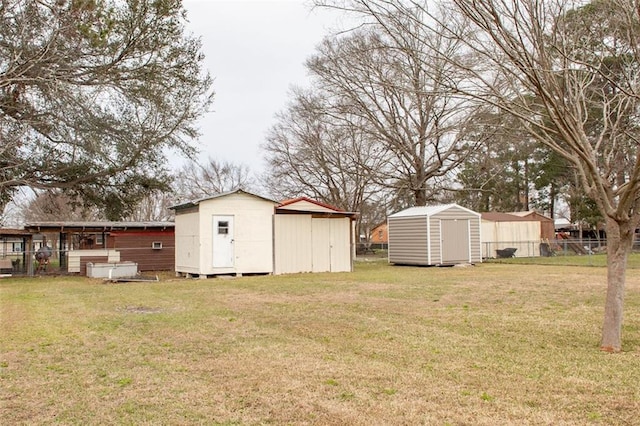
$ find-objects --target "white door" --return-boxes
[311,219,331,272]
[311,218,351,272]
[213,215,234,268]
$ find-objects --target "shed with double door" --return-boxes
[170,189,277,277]
[388,204,482,266]
[274,197,356,274]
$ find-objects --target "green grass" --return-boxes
[487,252,640,268]
[1,262,639,425]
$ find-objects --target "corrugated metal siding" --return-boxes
[434,205,475,220]
[470,216,482,262]
[274,215,352,274]
[429,218,440,263]
[481,220,540,258]
[389,205,482,265]
[388,216,428,265]
[274,215,313,274]
[111,233,175,271]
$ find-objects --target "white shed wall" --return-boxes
[274,215,353,274]
[273,215,313,274]
[175,192,276,275]
[481,220,541,258]
[174,211,200,273]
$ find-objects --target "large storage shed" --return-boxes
[274,198,356,274]
[388,204,482,266]
[481,212,544,258]
[509,211,555,241]
[171,189,278,277]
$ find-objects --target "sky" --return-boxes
[180,0,340,174]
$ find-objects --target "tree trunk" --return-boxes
[549,183,556,220]
[600,217,634,352]
[414,188,427,207]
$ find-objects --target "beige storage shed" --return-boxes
[274,198,357,274]
[388,204,482,266]
[509,211,555,241]
[481,212,542,258]
[170,189,278,277]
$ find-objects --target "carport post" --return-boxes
[25,235,34,276]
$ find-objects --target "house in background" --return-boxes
[170,189,357,278]
[388,204,482,266]
[370,222,388,244]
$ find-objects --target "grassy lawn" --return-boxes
[1,262,639,425]
[487,252,640,268]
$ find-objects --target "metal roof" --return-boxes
[389,204,480,218]
[276,197,358,217]
[0,228,33,236]
[25,221,174,232]
[169,188,278,211]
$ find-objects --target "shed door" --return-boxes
[441,219,469,263]
[213,215,234,268]
[311,219,331,272]
[311,218,351,273]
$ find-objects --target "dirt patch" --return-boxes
[121,305,164,314]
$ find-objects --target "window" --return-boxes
[218,221,229,235]
[152,241,163,250]
[12,242,23,253]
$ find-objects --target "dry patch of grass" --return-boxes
[487,252,640,268]
[1,262,639,425]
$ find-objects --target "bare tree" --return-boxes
[263,88,387,237]
[19,190,102,222]
[318,0,640,351]
[172,158,255,202]
[305,14,483,206]
[122,190,175,222]
[0,0,214,215]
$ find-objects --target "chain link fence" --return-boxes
[1,244,174,277]
[355,238,639,262]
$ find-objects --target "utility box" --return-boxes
[87,262,138,278]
